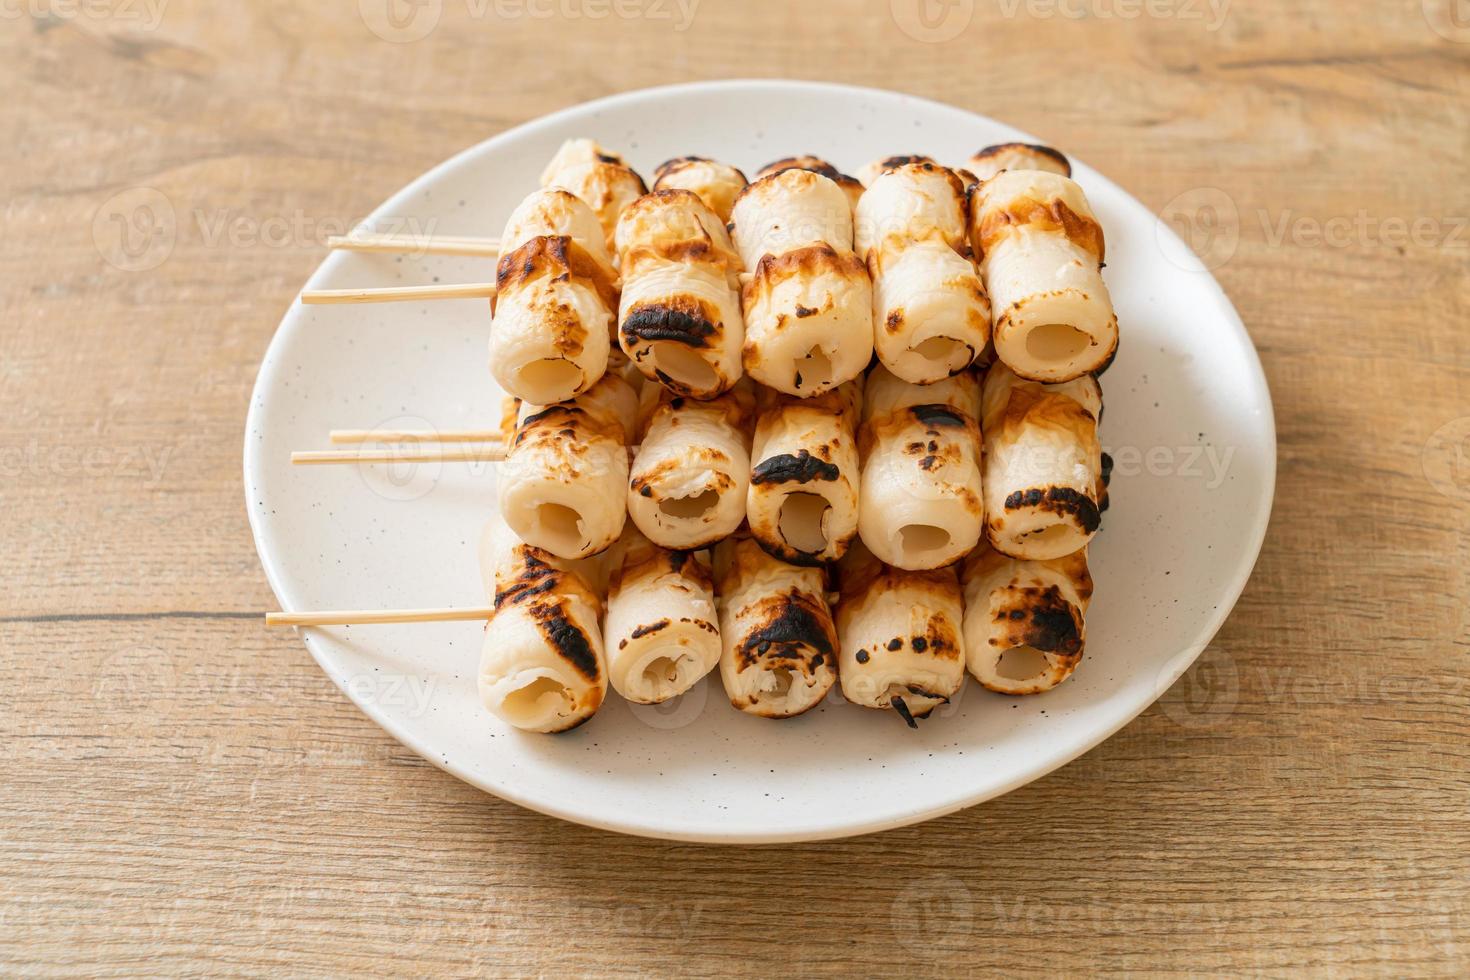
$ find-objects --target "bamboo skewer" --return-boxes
[329,428,508,445]
[292,447,508,465]
[266,606,495,627]
[300,283,497,304]
[327,233,502,257]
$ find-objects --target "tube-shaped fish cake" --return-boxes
[981,362,1103,561]
[490,189,620,405]
[541,138,648,253]
[602,527,721,705]
[729,169,873,397]
[498,372,637,560]
[855,162,991,384]
[477,508,607,733]
[969,169,1117,382]
[614,189,745,398]
[834,540,966,726]
[714,534,838,718]
[857,154,937,188]
[747,382,861,565]
[967,142,1071,183]
[628,384,753,549]
[756,155,865,212]
[961,542,1092,694]
[857,365,983,570]
[652,156,749,224]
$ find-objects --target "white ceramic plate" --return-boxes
[245,80,1275,844]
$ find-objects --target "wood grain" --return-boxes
[3,1,1468,974]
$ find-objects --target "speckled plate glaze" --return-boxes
[244,80,1275,843]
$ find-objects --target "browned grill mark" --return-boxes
[495,234,619,312]
[976,195,1104,263]
[529,600,600,682]
[971,142,1072,177]
[630,618,670,640]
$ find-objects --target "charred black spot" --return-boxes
[1100,452,1114,486]
[891,695,918,729]
[912,637,928,653]
[1023,586,1083,657]
[855,649,870,664]
[530,602,600,681]
[886,309,903,332]
[910,405,966,428]
[887,638,903,651]
[795,304,818,318]
[751,449,840,485]
[630,618,670,640]
[1003,486,1101,533]
[638,484,653,498]
[740,590,835,662]
[621,304,716,348]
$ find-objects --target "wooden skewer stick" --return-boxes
[300,282,497,304]
[327,233,502,257]
[329,428,508,445]
[291,447,508,465]
[266,606,495,627]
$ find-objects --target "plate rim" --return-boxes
[244,78,1278,844]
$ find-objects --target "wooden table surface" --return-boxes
[4,1,1468,974]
